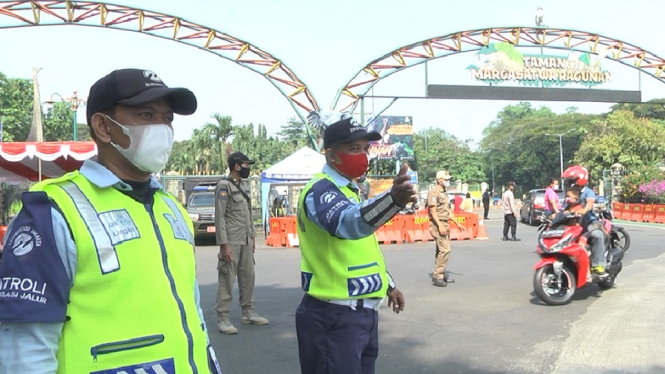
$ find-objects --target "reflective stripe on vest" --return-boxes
[60,181,120,274]
[59,182,195,274]
[30,172,210,373]
[297,173,389,300]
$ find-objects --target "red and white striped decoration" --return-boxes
[0,142,97,184]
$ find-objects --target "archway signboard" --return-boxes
[332,27,665,113]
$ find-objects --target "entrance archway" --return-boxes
[0,0,320,129]
[332,26,665,113]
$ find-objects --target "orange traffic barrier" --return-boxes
[612,202,624,220]
[284,216,299,247]
[376,216,405,244]
[475,220,489,240]
[654,205,665,224]
[450,213,474,241]
[629,204,644,222]
[404,214,433,243]
[450,222,473,240]
[457,212,479,237]
[642,204,656,223]
[620,203,630,220]
[266,217,287,247]
[265,216,299,247]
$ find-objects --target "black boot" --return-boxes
[502,235,510,241]
[511,235,521,241]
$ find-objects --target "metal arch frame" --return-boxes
[0,0,321,144]
[332,26,665,113]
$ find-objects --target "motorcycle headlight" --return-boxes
[188,213,199,221]
[547,234,573,253]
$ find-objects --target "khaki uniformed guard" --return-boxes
[428,170,466,287]
[214,152,268,335]
[0,68,222,373]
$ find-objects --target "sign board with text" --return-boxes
[366,116,414,160]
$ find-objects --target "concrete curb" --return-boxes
[550,253,665,373]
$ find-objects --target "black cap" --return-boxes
[323,118,381,149]
[228,152,256,167]
[86,69,197,124]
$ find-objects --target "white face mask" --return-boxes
[106,116,174,174]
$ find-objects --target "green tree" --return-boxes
[43,102,75,141]
[167,140,197,174]
[165,117,320,176]
[609,99,665,125]
[0,72,32,141]
[574,110,665,179]
[277,117,308,148]
[202,113,234,172]
[413,127,485,185]
[480,102,598,190]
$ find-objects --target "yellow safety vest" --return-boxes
[31,171,210,374]
[297,173,389,300]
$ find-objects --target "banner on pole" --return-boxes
[366,116,414,160]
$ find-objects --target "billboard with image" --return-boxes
[366,115,414,160]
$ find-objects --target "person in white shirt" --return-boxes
[501,181,521,241]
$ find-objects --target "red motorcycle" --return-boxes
[533,211,629,305]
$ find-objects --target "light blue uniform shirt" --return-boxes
[0,160,211,374]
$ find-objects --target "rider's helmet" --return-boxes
[562,165,589,189]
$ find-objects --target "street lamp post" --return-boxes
[44,91,87,141]
[545,129,575,187]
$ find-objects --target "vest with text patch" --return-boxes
[31,171,212,374]
[297,173,389,300]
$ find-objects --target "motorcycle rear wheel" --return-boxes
[534,264,576,306]
[614,228,630,252]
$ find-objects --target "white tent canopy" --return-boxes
[261,146,325,182]
[261,147,325,232]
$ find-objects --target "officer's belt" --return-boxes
[324,297,383,311]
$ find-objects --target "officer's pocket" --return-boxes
[324,306,346,332]
[230,193,245,211]
[90,334,165,360]
[218,258,231,273]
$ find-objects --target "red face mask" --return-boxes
[333,151,369,179]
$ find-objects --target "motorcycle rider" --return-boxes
[561,165,607,277]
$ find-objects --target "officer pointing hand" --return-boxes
[391,163,418,207]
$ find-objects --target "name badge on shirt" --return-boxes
[99,209,140,245]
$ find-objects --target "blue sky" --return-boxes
[1,0,663,146]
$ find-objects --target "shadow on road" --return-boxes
[198,281,536,373]
[528,286,603,306]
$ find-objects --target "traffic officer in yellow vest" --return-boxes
[428,170,466,287]
[214,152,269,335]
[296,111,416,374]
[0,69,222,374]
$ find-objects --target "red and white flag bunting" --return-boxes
[0,142,97,184]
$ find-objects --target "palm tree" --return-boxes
[202,113,234,173]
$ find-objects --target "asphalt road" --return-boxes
[195,209,665,374]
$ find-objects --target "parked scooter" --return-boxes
[533,211,629,305]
